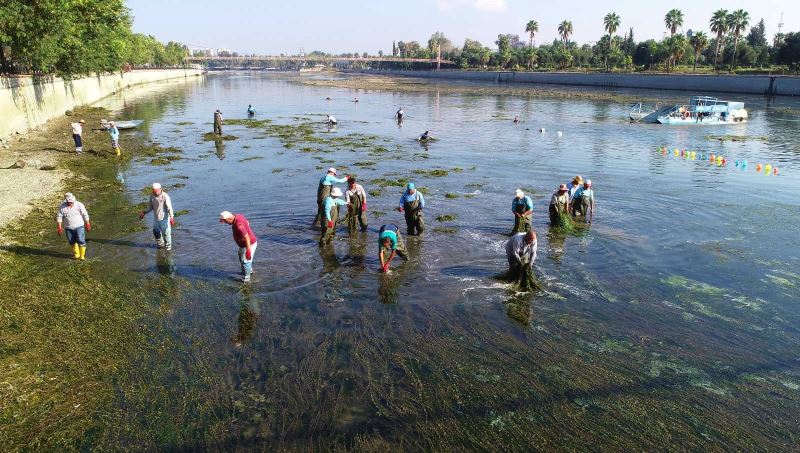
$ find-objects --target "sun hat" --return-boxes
[331,187,343,197]
[559,184,567,190]
[65,192,76,202]
[328,167,337,174]
[515,189,524,197]
[152,182,162,190]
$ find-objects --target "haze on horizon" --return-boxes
[127,0,797,54]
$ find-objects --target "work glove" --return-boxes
[245,248,252,260]
[327,220,334,229]
[85,222,91,232]
[139,211,145,220]
[362,200,367,212]
[57,225,63,236]
[169,217,176,227]
[397,207,404,213]
[382,263,389,273]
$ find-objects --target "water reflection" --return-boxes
[214,139,226,160]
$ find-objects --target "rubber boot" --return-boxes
[115,147,121,157]
[72,243,80,259]
[79,245,86,260]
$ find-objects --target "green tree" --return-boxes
[496,34,512,68]
[428,32,453,54]
[726,9,750,70]
[602,12,621,70]
[774,32,800,66]
[523,46,537,69]
[690,31,709,71]
[664,9,684,36]
[558,20,573,46]
[621,27,636,57]
[525,20,539,47]
[709,9,728,70]
[746,18,767,48]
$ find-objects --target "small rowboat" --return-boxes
[100,119,144,130]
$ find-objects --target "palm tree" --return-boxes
[709,9,728,70]
[525,20,539,47]
[558,20,573,46]
[603,13,621,71]
[690,31,709,71]
[667,35,687,72]
[727,9,750,70]
[604,13,621,36]
[664,9,684,36]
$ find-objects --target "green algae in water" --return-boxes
[272,168,284,173]
[175,121,194,126]
[444,192,460,199]
[174,210,190,217]
[225,118,273,127]
[368,189,383,197]
[705,135,767,142]
[433,226,458,234]
[436,214,457,222]
[550,210,576,234]
[238,156,264,162]
[414,168,449,177]
[370,210,386,219]
[202,132,238,141]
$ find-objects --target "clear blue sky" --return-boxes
[127,0,797,54]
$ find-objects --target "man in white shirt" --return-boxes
[505,230,537,273]
[70,119,85,153]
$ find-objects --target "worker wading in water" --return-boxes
[345,176,368,232]
[378,224,408,272]
[213,109,224,135]
[549,184,570,225]
[397,182,425,236]
[314,167,348,227]
[511,188,533,234]
[320,187,347,246]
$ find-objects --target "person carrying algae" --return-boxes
[320,187,347,246]
[314,167,348,227]
[501,230,540,291]
[511,188,533,234]
[345,176,368,232]
[549,183,572,227]
[397,183,425,236]
[378,224,408,273]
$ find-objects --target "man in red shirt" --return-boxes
[219,211,258,282]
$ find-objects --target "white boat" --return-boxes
[629,102,671,123]
[656,96,747,125]
[100,119,144,130]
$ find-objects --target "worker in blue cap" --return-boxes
[397,182,425,235]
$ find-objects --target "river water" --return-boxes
[91,73,799,448]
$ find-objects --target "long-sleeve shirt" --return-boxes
[345,184,367,204]
[324,197,346,221]
[143,192,174,221]
[512,196,533,213]
[56,201,89,229]
[571,187,594,203]
[214,112,223,125]
[70,123,83,135]
[320,174,348,186]
[232,214,258,248]
[108,127,119,141]
[550,192,569,209]
[379,230,398,250]
[399,191,425,210]
[506,233,538,264]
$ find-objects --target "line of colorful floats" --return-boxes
[658,147,780,175]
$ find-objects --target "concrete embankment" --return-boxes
[1,68,203,137]
[350,69,800,97]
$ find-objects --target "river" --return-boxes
[85,72,800,448]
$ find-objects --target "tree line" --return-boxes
[384,9,800,72]
[0,0,188,77]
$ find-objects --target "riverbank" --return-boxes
[291,71,656,103]
[0,105,157,448]
[1,68,203,138]
[346,69,800,97]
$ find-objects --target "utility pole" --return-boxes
[437,44,441,70]
[778,12,784,35]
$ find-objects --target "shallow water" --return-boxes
[87,73,799,448]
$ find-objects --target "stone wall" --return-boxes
[1,68,203,137]
[351,69,800,96]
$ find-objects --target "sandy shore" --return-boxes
[289,72,670,104]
